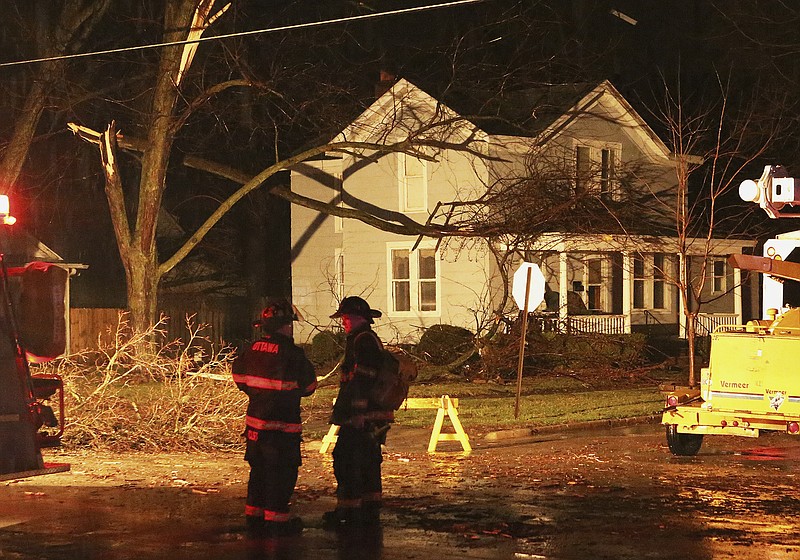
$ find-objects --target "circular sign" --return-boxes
[512,262,546,311]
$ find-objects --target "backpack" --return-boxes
[357,332,418,410]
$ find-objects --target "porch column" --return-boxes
[733,264,742,323]
[622,251,632,334]
[559,252,568,325]
[678,252,686,338]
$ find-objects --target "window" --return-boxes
[653,254,665,308]
[576,146,591,193]
[574,142,621,199]
[633,253,669,310]
[388,244,439,314]
[398,153,427,212]
[418,249,437,311]
[333,170,344,232]
[586,258,603,311]
[712,258,726,293]
[334,250,345,301]
[600,148,615,198]
[633,255,645,309]
[391,249,411,312]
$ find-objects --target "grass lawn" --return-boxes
[304,367,683,436]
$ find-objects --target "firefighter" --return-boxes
[323,296,393,529]
[232,299,317,537]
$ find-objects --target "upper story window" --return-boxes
[333,170,344,233]
[398,153,428,212]
[388,243,439,314]
[574,141,621,200]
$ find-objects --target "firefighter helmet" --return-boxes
[254,299,298,331]
[329,296,382,323]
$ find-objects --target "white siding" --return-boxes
[292,147,495,344]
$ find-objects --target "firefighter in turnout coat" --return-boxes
[233,299,317,536]
[323,296,394,529]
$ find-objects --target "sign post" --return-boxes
[511,263,545,419]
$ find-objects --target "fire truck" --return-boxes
[662,165,800,455]
[0,196,70,479]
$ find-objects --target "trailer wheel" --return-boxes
[665,425,703,456]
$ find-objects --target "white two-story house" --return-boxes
[289,78,756,344]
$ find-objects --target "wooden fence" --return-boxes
[69,305,234,353]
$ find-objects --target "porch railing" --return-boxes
[694,313,740,336]
[567,314,627,334]
[531,314,628,335]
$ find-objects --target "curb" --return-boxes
[483,414,662,441]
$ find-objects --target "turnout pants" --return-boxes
[244,429,301,521]
[332,424,385,510]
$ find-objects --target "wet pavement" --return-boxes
[2,423,800,559]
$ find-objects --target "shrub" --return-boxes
[309,329,346,365]
[477,331,648,379]
[416,324,475,366]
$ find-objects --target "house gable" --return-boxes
[337,78,488,147]
[535,80,672,165]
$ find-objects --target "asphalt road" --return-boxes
[2,423,800,559]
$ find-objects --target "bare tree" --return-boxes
[654,74,781,386]
[0,1,111,196]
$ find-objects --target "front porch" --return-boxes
[522,232,756,338]
[530,312,742,337]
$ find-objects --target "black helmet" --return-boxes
[330,296,382,324]
[254,299,298,331]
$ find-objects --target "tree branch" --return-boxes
[98,122,132,259]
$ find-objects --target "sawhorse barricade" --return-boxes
[319,395,471,454]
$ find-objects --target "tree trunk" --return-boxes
[686,312,697,388]
[0,77,48,196]
[126,247,160,337]
[123,0,195,333]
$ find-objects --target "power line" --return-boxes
[0,0,493,69]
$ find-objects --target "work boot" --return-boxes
[360,503,381,525]
[245,516,266,537]
[264,517,304,537]
[322,508,361,530]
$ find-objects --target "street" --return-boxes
[2,423,800,559]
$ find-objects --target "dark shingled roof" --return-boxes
[441,82,599,137]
